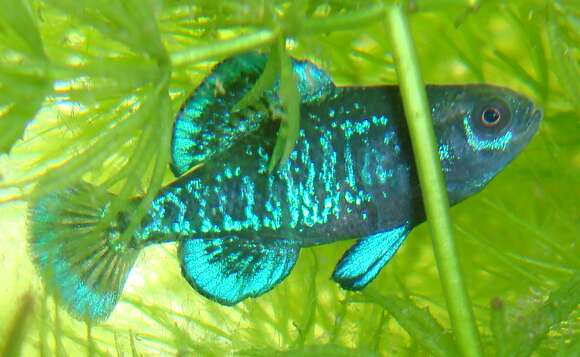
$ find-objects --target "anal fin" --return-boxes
[178,236,300,305]
[332,225,409,290]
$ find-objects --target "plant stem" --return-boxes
[0,293,34,357]
[170,29,281,68]
[386,5,482,357]
[301,3,386,34]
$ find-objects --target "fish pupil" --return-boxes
[481,107,501,126]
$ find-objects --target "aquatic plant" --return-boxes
[0,0,578,356]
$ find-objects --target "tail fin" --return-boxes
[28,183,140,322]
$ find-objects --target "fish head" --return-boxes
[429,85,542,202]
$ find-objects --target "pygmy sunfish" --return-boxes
[29,53,542,321]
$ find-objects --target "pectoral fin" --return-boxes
[332,225,409,290]
[178,236,300,305]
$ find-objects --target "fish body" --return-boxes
[139,85,420,247]
[28,53,542,321]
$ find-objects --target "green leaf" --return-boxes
[490,298,508,357]
[0,293,34,357]
[240,344,377,357]
[547,4,580,113]
[355,290,459,357]
[0,0,44,57]
[44,0,166,58]
[129,331,139,357]
[0,0,50,154]
[268,40,301,172]
[505,273,580,357]
[232,44,280,112]
[555,336,580,357]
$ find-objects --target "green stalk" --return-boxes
[171,29,280,68]
[301,3,386,34]
[1,293,34,357]
[386,5,482,357]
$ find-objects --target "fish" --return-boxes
[28,53,543,322]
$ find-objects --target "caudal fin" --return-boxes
[28,183,140,322]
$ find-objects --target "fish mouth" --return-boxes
[508,103,542,154]
[529,106,543,134]
[531,107,543,125]
[521,104,543,142]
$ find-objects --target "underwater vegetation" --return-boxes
[0,0,578,356]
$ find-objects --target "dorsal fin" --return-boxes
[170,52,336,177]
[171,53,270,176]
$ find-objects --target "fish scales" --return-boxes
[138,86,420,246]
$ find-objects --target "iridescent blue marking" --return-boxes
[293,60,334,103]
[463,116,513,151]
[439,143,452,161]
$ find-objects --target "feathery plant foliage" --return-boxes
[0,0,578,356]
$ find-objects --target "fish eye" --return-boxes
[481,107,502,126]
[474,98,511,133]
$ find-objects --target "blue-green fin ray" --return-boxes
[332,225,410,290]
[171,52,335,176]
[28,183,140,322]
[171,53,270,176]
[178,236,300,305]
